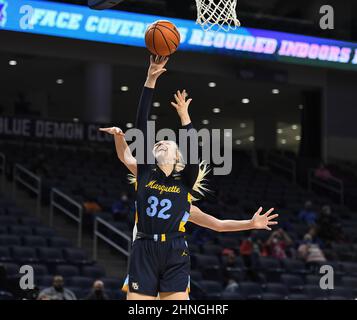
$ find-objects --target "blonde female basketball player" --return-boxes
[100,56,278,300]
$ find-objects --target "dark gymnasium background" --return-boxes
[1,0,357,301]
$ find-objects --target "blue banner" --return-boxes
[1,0,357,70]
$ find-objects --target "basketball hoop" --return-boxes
[195,0,241,32]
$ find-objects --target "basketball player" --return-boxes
[100,56,278,300]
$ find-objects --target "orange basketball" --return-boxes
[145,20,181,57]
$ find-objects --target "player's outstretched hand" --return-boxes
[171,89,192,118]
[251,207,278,231]
[99,127,125,136]
[148,55,169,81]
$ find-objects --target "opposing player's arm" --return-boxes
[171,90,199,187]
[98,127,137,176]
[188,205,278,232]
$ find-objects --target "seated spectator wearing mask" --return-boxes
[317,205,344,243]
[38,275,76,300]
[298,200,317,226]
[84,280,109,300]
[314,162,333,180]
[265,229,293,259]
[298,234,326,272]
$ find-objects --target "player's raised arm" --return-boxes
[136,56,168,169]
[188,205,279,232]
[171,89,199,188]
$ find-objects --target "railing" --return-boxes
[93,217,131,260]
[308,169,344,205]
[12,164,41,216]
[50,188,83,247]
[266,151,297,184]
[0,153,5,192]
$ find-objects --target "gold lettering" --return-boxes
[144,180,181,194]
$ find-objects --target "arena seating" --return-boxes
[0,191,124,300]
[1,138,357,300]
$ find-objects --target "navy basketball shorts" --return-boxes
[122,237,190,296]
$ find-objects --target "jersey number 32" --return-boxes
[146,196,172,220]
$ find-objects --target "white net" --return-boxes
[195,0,241,32]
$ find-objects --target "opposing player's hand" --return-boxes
[171,89,192,118]
[251,207,278,231]
[99,127,125,136]
[148,55,169,81]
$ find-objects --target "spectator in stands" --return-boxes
[298,200,317,226]
[315,162,333,180]
[239,231,266,281]
[191,226,214,246]
[111,192,129,220]
[84,280,109,300]
[303,226,324,248]
[297,234,326,271]
[223,277,239,293]
[38,275,76,300]
[317,205,344,243]
[223,250,240,269]
[265,228,293,259]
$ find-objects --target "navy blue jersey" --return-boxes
[134,86,199,235]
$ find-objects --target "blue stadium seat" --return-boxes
[11,246,38,263]
[82,265,106,279]
[22,236,47,247]
[0,216,18,225]
[192,254,220,270]
[303,285,328,299]
[31,264,49,277]
[330,287,354,299]
[257,257,284,272]
[328,296,348,300]
[110,290,126,300]
[9,226,33,236]
[6,207,26,216]
[341,276,357,291]
[187,243,200,254]
[37,275,54,287]
[37,247,65,263]
[190,270,203,282]
[261,293,285,300]
[1,263,19,276]
[282,259,308,274]
[198,280,222,299]
[55,265,80,277]
[0,291,14,300]
[0,247,11,262]
[220,292,244,300]
[19,217,42,226]
[0,235,21,246]
[340,262,357,276]
[66,286,81,299]
[287,294,309,300]
[63,248,92,265]
[305,274,321,285]
[100,277,123,291]
[280,274,304,292]
[0,226,7,234]
[202,244,222,256]
[48,237,73,248]
[238,282,262,300]
[33,227,55,238]
[68,276,93,289]
[264,283,289,297]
